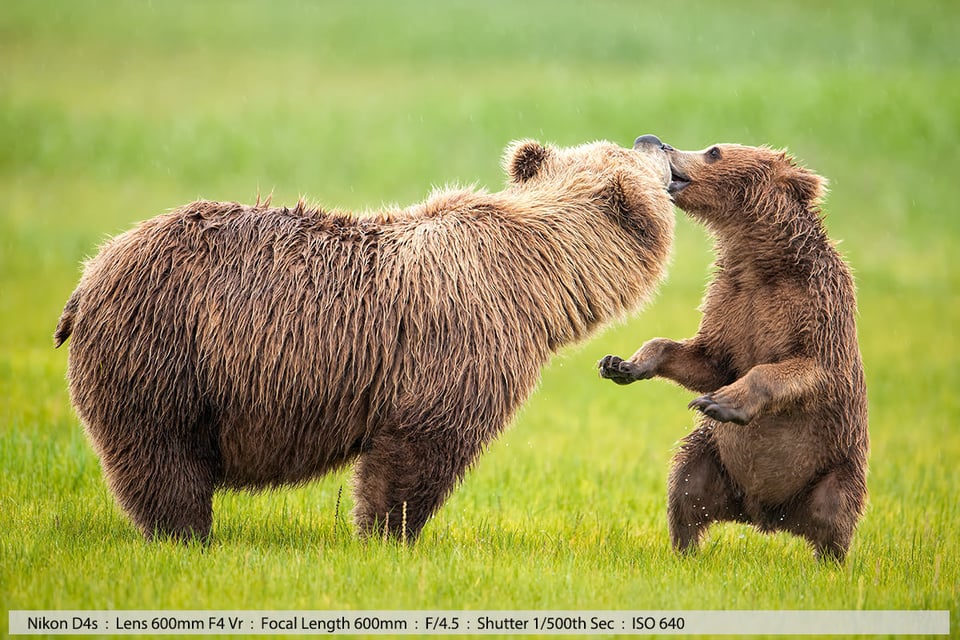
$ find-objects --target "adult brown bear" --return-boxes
[56,135,675,543]
[600,142,868,561]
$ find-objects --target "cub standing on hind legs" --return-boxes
[599,142,868,561]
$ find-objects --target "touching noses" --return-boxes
[633,135,674,151]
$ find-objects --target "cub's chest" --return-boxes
[705,274,809,371]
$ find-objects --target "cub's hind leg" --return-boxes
[781,461,867,562]
[667,425,743,553]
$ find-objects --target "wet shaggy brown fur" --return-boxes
[599,143,868,561]
[55,137,675,543]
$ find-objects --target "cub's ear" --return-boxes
[777,152,827,205]
[504,139,550,183]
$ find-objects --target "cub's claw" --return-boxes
[598,355,629,384]
[688,394,750,425]
[598,355,621,372]
[598,354,651,385]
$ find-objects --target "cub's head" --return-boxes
[666,143,826,226]
[503,135,674,234]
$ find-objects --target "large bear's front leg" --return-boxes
[688,357,825,425]
[599,337,732,393]
[351,428,479,542]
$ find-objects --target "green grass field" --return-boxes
[2,0,958,637]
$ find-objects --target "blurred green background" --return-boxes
[2,0,957,628]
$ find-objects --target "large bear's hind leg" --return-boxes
[101,432,219,543]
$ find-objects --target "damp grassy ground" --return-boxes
[1,1,958,637]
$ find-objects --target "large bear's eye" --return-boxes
[706,146,722,162]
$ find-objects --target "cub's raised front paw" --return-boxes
[688,393,751,425]
[598,355,652,385]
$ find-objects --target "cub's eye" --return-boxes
[706,146,722,162]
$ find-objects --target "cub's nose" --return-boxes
[633,134,672,151]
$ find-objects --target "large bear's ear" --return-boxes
[504,139,550,183]
[777,151,827,206]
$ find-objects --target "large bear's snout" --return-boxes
[633,134,673,188]
[633,134,668,150]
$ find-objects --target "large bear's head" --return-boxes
[502,135,673,237]
[505,135,671,188]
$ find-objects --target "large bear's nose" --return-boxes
[634,134,671,151]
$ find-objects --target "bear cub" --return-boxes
[600,142,868,561]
